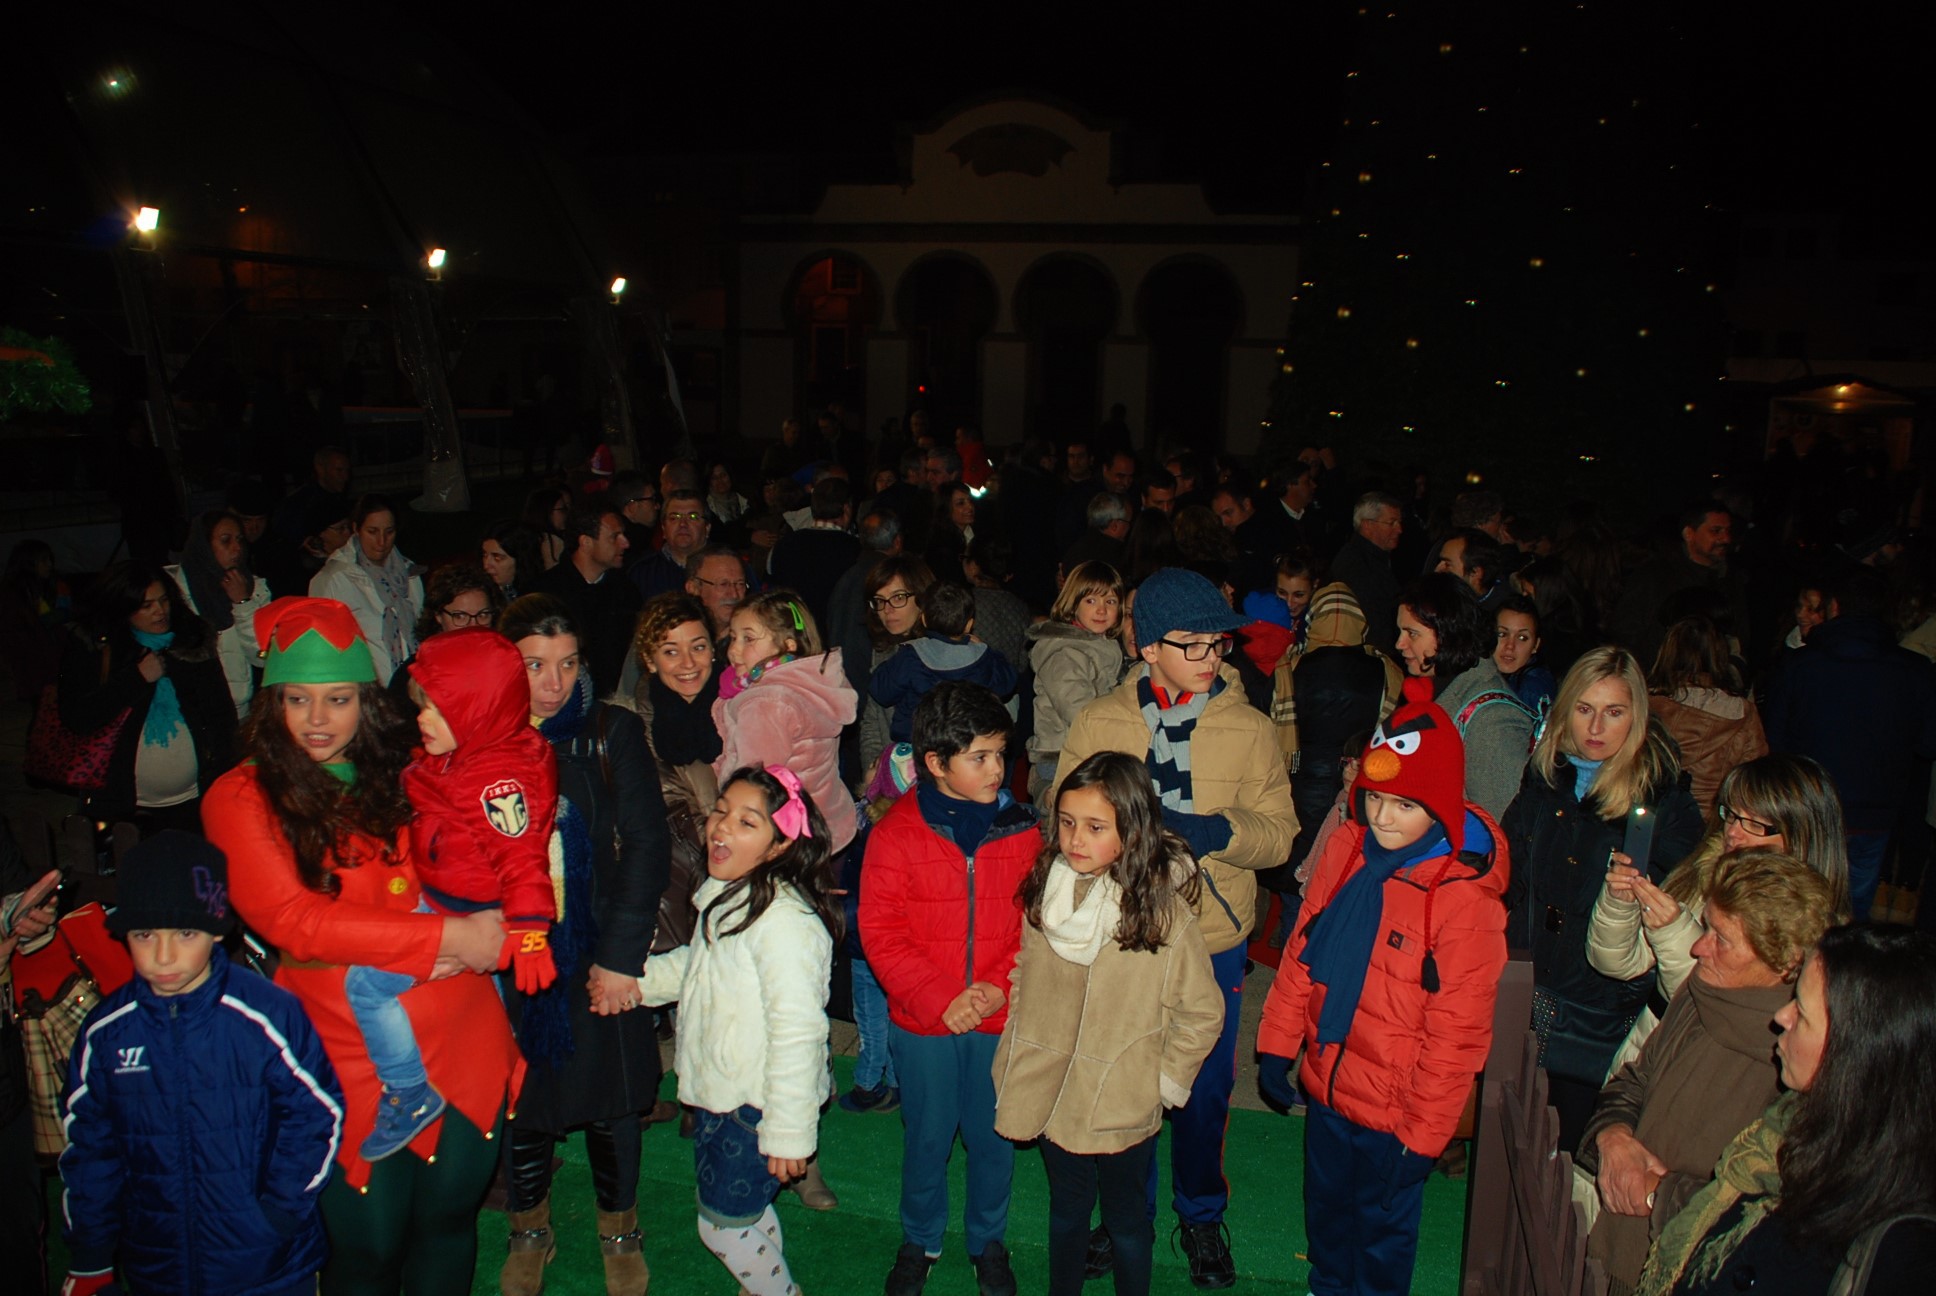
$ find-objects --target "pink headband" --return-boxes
[765,765,814,841]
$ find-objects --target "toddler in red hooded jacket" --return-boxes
[343,627,558,1162]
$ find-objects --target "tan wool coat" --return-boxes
[992,888,1225,1154]
[1053,664,1299,953]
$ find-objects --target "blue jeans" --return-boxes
[1143,941,1245,1224]
[1847,829,1889,922]
[1302,1097,1428,1296]
[692,1105,782,1227]
[888,1025,1011,1256]
[850,959,898,1090]
[343,963,427,1095]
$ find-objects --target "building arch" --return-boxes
[1014,253,1120,443]
[895,251,1000,430]
[1135,256,1245,452]
[782,250,883,421]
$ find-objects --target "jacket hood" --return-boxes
[1304,582,1371,650]
[755,650,859,727]
[409,628,535,749]
[1684,972,1794,1060]
[1808,611,1894,657]
[1239,620,1293,675]
[1385,804,1507,897]
[912,635,988,672]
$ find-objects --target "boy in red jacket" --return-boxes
[344,626,558,1161]
[1256,677,1508,1296]
[859,682,1041,1296]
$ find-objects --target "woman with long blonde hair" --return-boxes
[1502,645,1705,1153]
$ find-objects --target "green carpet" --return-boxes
[472,1057,1469,1295]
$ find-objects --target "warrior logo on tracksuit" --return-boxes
[481,779,530,837]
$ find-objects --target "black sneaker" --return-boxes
[884,1242,937,1296]
[971,1240,1018,1296]
[839,1082,902,1114]
[1175,1219,1236,1290]
[1084,1225,1115,1279]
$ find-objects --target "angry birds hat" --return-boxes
[1353,676,1468,855]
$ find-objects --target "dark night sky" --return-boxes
[444,4,1932,220]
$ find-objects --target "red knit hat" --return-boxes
[1352,676,1467,854]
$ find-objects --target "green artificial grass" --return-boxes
[471,1057,1469,1295]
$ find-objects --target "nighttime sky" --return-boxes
[445,3,1930,221]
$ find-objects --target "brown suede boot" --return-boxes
[500,1198,556,1296]
[787,1158,838,1211]
[597,1207,650,1296]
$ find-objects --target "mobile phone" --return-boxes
[1622,805,1657,877]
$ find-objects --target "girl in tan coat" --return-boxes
[993,752,1225,1296]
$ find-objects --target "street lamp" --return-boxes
[609,276,627,304]
[134,206,160,233]
[427,247,447,281]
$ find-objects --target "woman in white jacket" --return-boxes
[637,764,838,1296]
[308,494,423,684]
[166,509,271,716]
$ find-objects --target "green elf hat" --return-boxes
[256,597,377,685]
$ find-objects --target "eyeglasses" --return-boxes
[618,494,659,508]
[666,510,705,523]
[1155,635,1236,661]
[692,577,749,594]
[1718,805,1778,838]
[439,606,495,626]
[868,590,918,611]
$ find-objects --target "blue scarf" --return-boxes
[1301,821,1449,1046]
[131,628,183,748]
[1566,754,1604,802]
[519,673,599,1069]
[916,781,1004,857]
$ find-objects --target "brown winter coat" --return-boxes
[992,886,1225,1153]
[1646,688,1767,818]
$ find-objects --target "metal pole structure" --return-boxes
[109,243,190,528]
[391,276,470,511]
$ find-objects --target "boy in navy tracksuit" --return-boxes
[871,581,1019,745]
[59,832,343,1296]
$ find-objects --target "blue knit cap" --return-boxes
[1134,567,1248,653]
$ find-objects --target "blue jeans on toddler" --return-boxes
[693,1105,783,1226]
[849,959,897,1091]
[343,963,427,1095]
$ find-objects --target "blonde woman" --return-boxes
[1502,645,1704,1153]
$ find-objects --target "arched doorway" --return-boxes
[1137,259,1243,453]
[1014,255,1118,443]
[896,254,999,431]
[787,252,881,421]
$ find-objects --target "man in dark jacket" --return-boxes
[532,503,642,691]
[1765,566,1936,919]
[1611,503,1751,667]
[1328,492,1406,663]
[769,476,860,631]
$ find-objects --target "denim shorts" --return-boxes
[692,1104,781,1226]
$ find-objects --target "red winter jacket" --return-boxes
[1256,802,1509,1157]
[858,790,1042,1036]
[403,628,558,923]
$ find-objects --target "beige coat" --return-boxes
[1053,663,1298,953]
[992,888,1224,1154]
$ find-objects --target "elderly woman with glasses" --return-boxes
[1575,851,1837,1292]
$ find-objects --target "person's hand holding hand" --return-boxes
[587,964,640,1016]
[1596,1125,1668,1216]
[967,981,1006,1016]
[1628,873,1682,931]
[942,987,987,1034]
[137,651,164,684]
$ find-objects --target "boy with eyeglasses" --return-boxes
[1053,567,1297,1289]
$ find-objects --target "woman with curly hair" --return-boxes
[203,597,518,1294]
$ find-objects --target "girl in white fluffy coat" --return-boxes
[637,764,840,1296]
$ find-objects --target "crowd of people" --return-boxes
[4,410,1936,1296]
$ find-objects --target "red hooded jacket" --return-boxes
[403,628,558,923]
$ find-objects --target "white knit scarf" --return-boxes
[1038,856,1123,967]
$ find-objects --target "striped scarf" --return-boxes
[1139,674,1217,813]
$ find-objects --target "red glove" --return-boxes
[502,923,557,994]
[63,1273,120,1296]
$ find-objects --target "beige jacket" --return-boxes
[1587,834,1719,1077]
[1053,663,1298,953]
[992,887,1225,1154]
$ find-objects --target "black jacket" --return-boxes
[1502,731,1704,1045]
[1328,534,1401,661]
[56,621,236,822]
[1764,612,1936,831]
